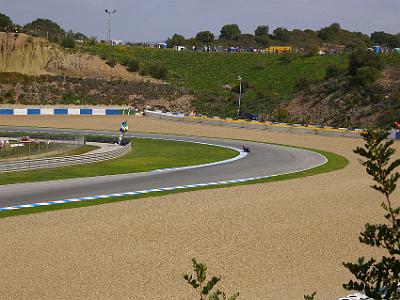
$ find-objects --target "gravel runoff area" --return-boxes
[0,115,398,300]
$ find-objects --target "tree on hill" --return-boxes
[0,12,13,31]
[73,32,88,42]
[255,35,270,48]
[344,40,368,53]
[255,25,269,36]
[23,18,65,42]
[318,23,341,41]
[220,24,241,40]
[195,31,215,45]
[166,33,186,47]
[237,34,257,49]
[272,27,290,42]
[371,31,400,48]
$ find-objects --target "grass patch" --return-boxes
[0,138,238,185]
[82,44,348,97]
[0,146,348,219]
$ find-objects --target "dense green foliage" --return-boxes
[220,24,241,40]
[0,12,12,30]
[344,129,400,299]
[254,25,269,36]
[22,18,65,42]
[140,63,168,79]
[371,31,400,48]
[160,22,376,50]
[105,57,117,67]
[348,50,384,76]
[347,50,384,86]
[325,64,347,78]
[196,31,215,45]
[126,58,140,72]
[167,33,186,47]
[60,35,76,48]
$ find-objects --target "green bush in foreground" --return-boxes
[183,258,239,300]
[343,128,400,299]
[354,66,380,86]
[60,35,76,48]
[105,57,117,68]
[140,63,168,79]
[126,59,140,72]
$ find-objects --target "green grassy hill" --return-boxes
[82,44,347,97]
[82,44,349,117]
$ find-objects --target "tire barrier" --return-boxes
[0,142,131,173]
[144,110,364,139]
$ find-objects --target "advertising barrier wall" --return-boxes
[0,108,125,116]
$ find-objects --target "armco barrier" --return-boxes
[144,110,363,138]
[0,143,131,173]
[0,108,133,116]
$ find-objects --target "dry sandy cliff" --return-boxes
[0,32,151,81]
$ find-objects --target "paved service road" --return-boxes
[0,127,327,208]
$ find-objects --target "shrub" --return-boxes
[183,258,239,300]
[326,64,346,78]
[61,93,80,105]
[354,66,380,86]
[348,50,384,76]
[295,77,317,92]
[60,36,75,48]
[126,59,140,72]
[141,63,168,79]
[305,45,319,56]
[343,129,400,299]
[279,53,298,64]
[392,87,400,104]
[105,57,117,68]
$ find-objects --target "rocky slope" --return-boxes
[0,33,149,80]
[278,67,400,128]
[0,33,192,110]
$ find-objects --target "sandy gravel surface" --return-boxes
[0,115,398,299]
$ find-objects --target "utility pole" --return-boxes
[105,9,117,44]
[237,75,242,119]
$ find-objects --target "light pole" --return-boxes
[237,75,242,119]
[105,9,117,44]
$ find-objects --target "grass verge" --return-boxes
[0,147,348,219]
[0,138,238,185]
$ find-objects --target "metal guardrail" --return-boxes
[144,110,363,138]
[0,142,131,173]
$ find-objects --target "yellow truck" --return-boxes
[267,46,292,53]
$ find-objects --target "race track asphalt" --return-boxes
[0,126,327,208]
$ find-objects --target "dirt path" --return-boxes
[0,115,397,299]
